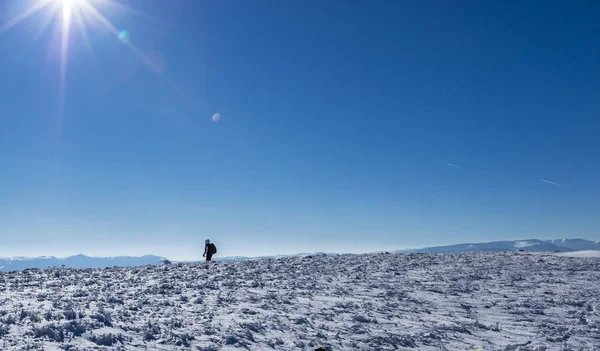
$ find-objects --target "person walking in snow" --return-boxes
[203,239,217,267]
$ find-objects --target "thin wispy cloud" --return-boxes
[212,112,221,122]
[445,163,464,169]
[541,179,567,188]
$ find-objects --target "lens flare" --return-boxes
[118,30,130,43]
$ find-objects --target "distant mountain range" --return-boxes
[0,253,335,272]
[396,238,600,254]
[1,239,598,272]
[0,254,165,272]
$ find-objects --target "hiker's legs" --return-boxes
[205,253,212,268]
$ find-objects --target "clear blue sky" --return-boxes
[1,0,599,260]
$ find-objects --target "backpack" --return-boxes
[208,243,217,255]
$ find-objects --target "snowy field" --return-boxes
[0,252,599,351]
[554,251,600,258]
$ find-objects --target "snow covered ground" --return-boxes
[0,252,599,350]
[554,251,600,258]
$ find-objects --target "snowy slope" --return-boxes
[212,252,338,263]
[0,252,599,350]
[400,238,600,254]
[547,239,600,251]
[554,250,600,258]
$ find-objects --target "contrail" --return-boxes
[445,163,464,169]
[541,179,567,188]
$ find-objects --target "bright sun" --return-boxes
[58,0,86,6]
[0,0,144,126]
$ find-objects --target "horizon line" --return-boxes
[2,236,598,261]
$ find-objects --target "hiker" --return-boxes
[203,239,217,266]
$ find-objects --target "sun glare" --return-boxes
[58,0,83,6]
[0,0,150,130]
